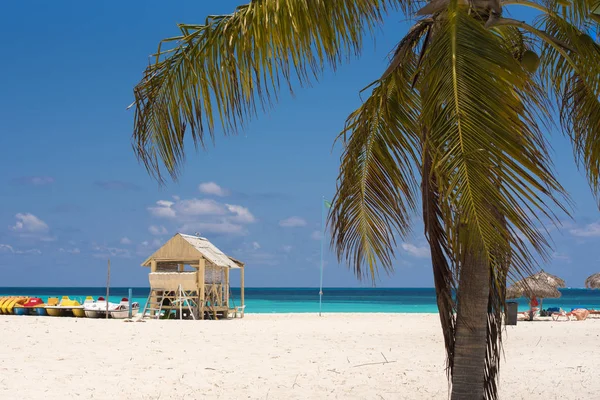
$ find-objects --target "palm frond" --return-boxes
[562,74,600,199]
[329,21,427,280]
[422,146,457,380]
[422,9,564,262]
[538,13,600,201]
[131,0,407,182]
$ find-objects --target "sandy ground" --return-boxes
[0,313,598,400]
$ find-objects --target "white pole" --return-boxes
[319,196,325,317]
[106,259,111,319]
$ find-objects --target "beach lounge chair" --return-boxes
[569,308,590,321]
[551,308,573,321]
[588,309,600,318]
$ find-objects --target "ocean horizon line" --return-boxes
[0,286,592,290]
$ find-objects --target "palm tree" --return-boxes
[131,1,600,398]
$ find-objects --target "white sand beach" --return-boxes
[0,313,598,400]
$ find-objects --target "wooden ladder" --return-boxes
[141,288,165,319]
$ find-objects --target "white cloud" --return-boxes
[59,248,80,255]
[282,245,293,253]
[226,204,256,223]
[151,238,162,247]
[0,244,14,253]
[179,221,245,235]
[0,244,41,255]
[570,221,600,237]
[148,195,256,237]
[198,182,229,197]
[279,216,307,228]
[19,249,41,255]
[310,230,323,240]
[141,241,149,247]
[120,237,132,245]
[12,176,55,186]
[252,241,261,250]
[92,245,131,259]
[401,243,430,258]
[10,213,49,233]
[177,199,226,216]
[148,225,168,235]
[172,195,180,201]
[148,200,176,218]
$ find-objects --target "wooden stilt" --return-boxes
[240,266,245,318]
[224,268,230,308]
[150,260,157,316]
[198,258,205,320]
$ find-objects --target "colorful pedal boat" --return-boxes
[16,298,46,316]
[110,298,140,319]
[83,297,109,318]
[44,297,64,316]
[45,296,85,317]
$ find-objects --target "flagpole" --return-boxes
[319,196,325,317]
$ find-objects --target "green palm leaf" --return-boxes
[538,13,600,201]
[131,0,406,182]
[421,9,564,266]
[329,20,427,280]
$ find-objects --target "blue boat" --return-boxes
[13,306,29,316]
[22,298,46,316]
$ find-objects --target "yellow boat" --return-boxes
[45,296,85,317]
[73,297,93,318]
[45,297,63,316]
[1,297,18,314]
[0,296,13,314]
[0,297,13,314]
[64,298,85,317]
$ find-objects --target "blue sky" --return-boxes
[0,1,598,287]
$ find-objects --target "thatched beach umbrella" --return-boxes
[506,283,561,300]
[585,273,600,289]
[507,271,565,318]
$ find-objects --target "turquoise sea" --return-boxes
[1,287,599,313]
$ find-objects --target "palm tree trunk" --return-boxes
[451,248,490,400]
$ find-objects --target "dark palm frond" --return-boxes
[422,146,457,380]
[538,12,600,94]
[562,74,600,200]
[329,21,427,280]
[131,0,407,182]
[538,13,600,201]
[418,9,567,397]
